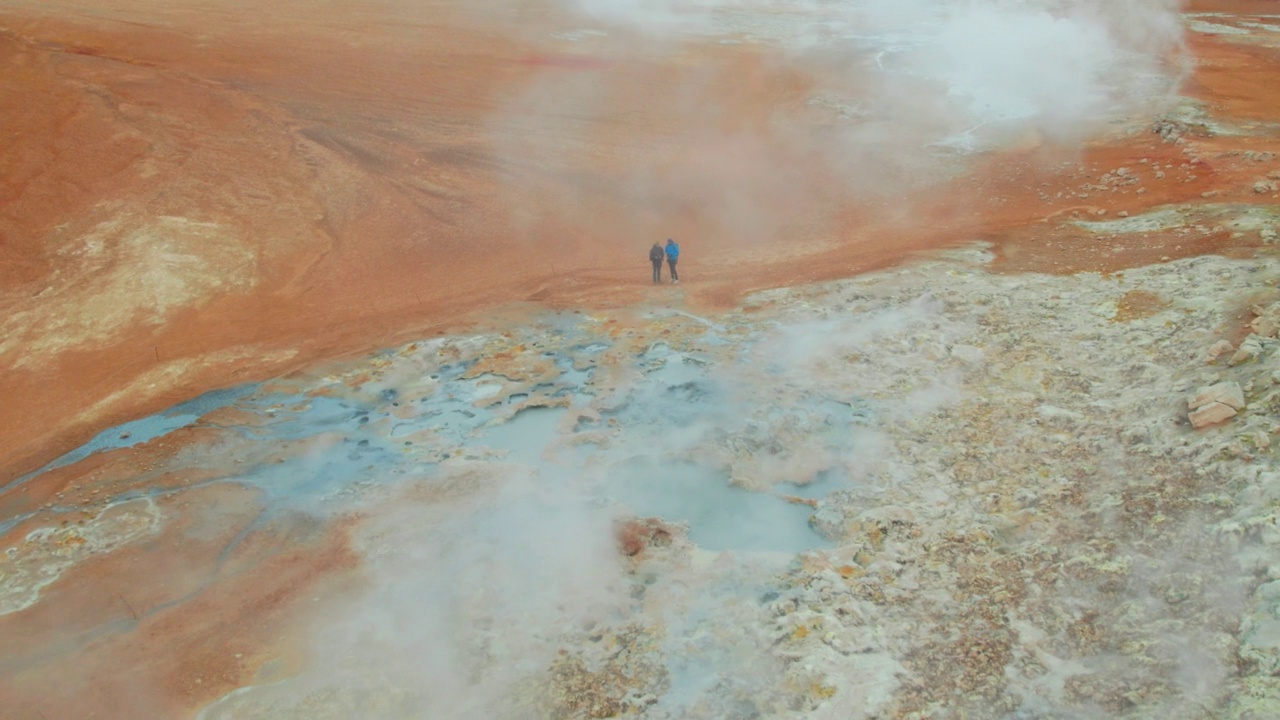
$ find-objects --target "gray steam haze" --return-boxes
[194,288,974,718]
[183,241,1280,717]
[18,1,1280,717]
[191,3,1223,718]
[482,0,1188,244]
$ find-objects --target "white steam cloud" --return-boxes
[569,0,1187,143]
[485,0,1187,244]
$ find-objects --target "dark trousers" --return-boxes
[652,260,663,283]
[667,259,678,281]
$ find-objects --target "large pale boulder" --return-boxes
[1189,380,1246,411]
[1190,401,1238,429]
[1188,381,1245,428]
[1207,339,1236,362]
[1232,334,1266,366]
[1252,303,1280,339]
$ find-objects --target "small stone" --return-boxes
[614,517,677,557]
[1206,339,1236,362]
[1231,334,1265,366]
[1255,181,1278,194]
[1252,316,1279,339]
[1189,380,1246,411]
[810,499,851,540]
[1189,401,1237,428]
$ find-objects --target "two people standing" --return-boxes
[650,238,680,285]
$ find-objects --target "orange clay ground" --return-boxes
[3,0,1279,488]
[3,2,1280,717]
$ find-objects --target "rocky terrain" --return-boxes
[4,1,1280,718]
[7,243,1280,718]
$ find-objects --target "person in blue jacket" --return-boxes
[664,238,680,284]
[649,242,665,284]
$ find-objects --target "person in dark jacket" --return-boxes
[665,238,680,284]
[649,242,665,284]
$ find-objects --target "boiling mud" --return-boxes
[607,459,827,553]
[18,320,846,553]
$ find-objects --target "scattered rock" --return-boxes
[1252,304,1280,339]
[810,499,851,540]
[1255,181,1279,194]
[615,517,677,557]
[1190,401,1238,428]
[1207,339,1236,362]
[1189,380,1246,411]
[1232,334,1266,366]
[1154,118,1186,142]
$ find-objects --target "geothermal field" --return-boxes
[4,0,1280,717]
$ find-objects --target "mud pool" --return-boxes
[9,321,848,551]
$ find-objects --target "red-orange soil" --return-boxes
[2,4,1280,713]
[3,0,1279,486]
[0,485,361,718]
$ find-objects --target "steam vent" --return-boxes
[7,1,1280,717]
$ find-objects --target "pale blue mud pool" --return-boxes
[608,459,828,553]
[1,385,258,496]
[14,317,857,554]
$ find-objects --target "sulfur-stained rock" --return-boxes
[1190,401,1238,428]
[1189,381,1246,411]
